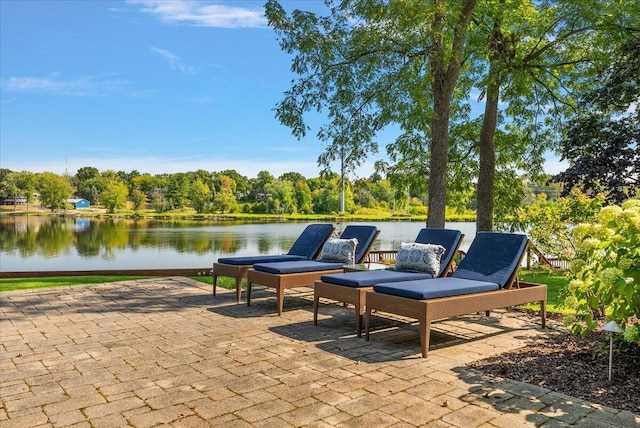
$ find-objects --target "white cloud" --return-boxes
[129,0,267,28]
[1,74,128,97]
[150,47,195,74]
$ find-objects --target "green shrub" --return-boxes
[563,199,640,344]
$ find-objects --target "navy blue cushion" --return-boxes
[217,254,307,265]
[414,228,463,276]
[287,223,335,258]
[321,269,433,288]
[253,260,344,274]
[338,225,378,263]
[451,232,527,288]
[373,277,499,299]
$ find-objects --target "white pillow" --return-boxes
[395,242,446,275]
[320,238,358,264]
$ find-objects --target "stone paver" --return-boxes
[1,277,638,427]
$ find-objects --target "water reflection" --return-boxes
[0,216,476,272]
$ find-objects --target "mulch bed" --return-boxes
[468,330,640,414]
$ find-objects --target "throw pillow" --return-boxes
[320,238,359,264]
[395,242,446,275]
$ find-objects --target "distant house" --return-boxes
[67,198,90,209]
[1,197,27,205]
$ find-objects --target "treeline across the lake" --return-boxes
[0,167,559,218]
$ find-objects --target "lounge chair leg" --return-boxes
[313,294,319,325]
[420,317,431,358]
[235,276,243,303]
[247,282,252,306]
[212,273,218,296]
[356,294,365,337]
[541,299,547,328]
[485,310,490,317]
[365,308,371,341]
[277,286,284,316]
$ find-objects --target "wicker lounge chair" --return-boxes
[313,228,463,336]
[211,223,334,302]
[247,225,380,315]
[365,232,547,358]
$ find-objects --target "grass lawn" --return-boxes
[519,269,570,314]
[0,276,150,292]
[1,269,569,314]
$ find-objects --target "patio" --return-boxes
[1,277,638,427]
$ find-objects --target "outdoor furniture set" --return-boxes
[211,224,547,358]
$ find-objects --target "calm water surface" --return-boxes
[0,216,476,272]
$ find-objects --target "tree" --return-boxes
[166,173,191,209]
[151,186,170,213]
[212,175,237,213]
[37,172,74,211]
[551,37,640,203]
[312,174,355,214]
[73,166,105,204]
[318,136,372,213]
[131,188,147,212]
[15,170,36,211]
[132,173,158,197]
[76,169,105,204]
[75,166,99,182]
[217,169,249,200]
[266,179,295,214]
[189,179,212,214]
[469,1,638,231]
[100,180,129,213]
[279,173,313,213]
[293,179,313,214]
[265,0,477,227]
[0,171,20,211]
[505,189,605,263]
[251,171,274,194]
[267,0,637,231]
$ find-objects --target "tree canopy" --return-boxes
[265,0,638,229]
[551,36,640,203]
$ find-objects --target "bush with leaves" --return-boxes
[563,199,640,344]
[503,189,604,263]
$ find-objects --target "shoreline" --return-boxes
[0,208,476,223]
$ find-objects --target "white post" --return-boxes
[602,320,623,384]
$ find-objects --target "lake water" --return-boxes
[0,216,477,272]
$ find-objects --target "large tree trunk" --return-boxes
[477,61,499,232]
[427,84,451,228]
[425,0,477,228]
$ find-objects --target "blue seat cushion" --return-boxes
[253,260,345,274]
[217,254,307,265]
[372,277,499,300]
[320,269,433,288]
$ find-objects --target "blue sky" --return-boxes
[1,0,565,180]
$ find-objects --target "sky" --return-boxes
[0,0,566,180]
